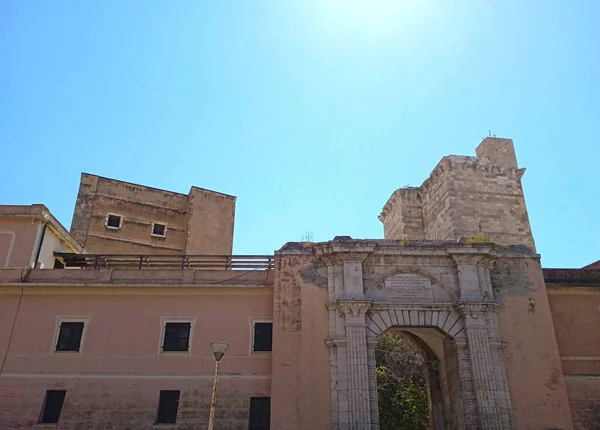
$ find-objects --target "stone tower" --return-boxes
[379,137,536,251]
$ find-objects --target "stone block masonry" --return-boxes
[379,137,536,251]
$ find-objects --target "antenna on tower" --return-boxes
[301,231,314,242]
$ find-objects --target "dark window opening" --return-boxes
[152,223,166,236]
[249,397,271,430]
[39,390,66,424]
[55,322,84,352]
[106,214,121,228]
[156,390,180,424]
[53,258,65,269]
[162,322,191,352]
[253,322,273,352]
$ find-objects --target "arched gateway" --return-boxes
[315,239,515,430]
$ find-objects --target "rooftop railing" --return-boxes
[54,253,274,270]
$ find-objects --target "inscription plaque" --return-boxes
[383,274,433,303]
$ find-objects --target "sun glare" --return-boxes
[315,0,433,47]
[327,0,419,28]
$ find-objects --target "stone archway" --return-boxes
[375,327,447,429]
[365,303,465,430]
[366,306,466,429]
[316,241,515,429]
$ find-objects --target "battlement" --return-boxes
[380,137,535,250]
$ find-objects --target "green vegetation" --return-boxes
[466,233,491,243]
[376,332,429,430]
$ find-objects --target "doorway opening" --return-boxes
[376,327,452,430]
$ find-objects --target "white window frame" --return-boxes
[105,213,123,230]
[158,317,196,355]
[249,318,273,355]
[151,222,167,238]
[51,316,90,354]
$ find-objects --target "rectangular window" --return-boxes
[248,397,271,430]
[106,214,122,229]
[152,223,166,237]
[39,390,66,424]
[156,390,180,424]
[253,322,273,352]
[55,321,85,352]
[162,322,191,352]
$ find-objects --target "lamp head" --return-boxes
[210,341,230,362]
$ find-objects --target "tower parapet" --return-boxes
[379,137,535,251]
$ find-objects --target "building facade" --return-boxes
[0,137,598,429]
[70,173,236,255]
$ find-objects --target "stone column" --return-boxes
[453,339,479,429]
[457,303,509,429]
[366,338,379,430]
[451,252,514,429]
[338,300,373,430]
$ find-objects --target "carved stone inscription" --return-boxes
[383,274,433,303]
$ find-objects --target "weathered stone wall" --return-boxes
[270,248,331,430]
[435,156,534,249]
[420,163,457,241]
[476,137,518,170]
[492,257,573,429]
[0,283,272,429]
[379,137,536,251]
[70,173,98,246]
[378,188,425,240]
[547,280,600,430]
[0,377,269,430]
[185,187,235,255]
[69,173,235,255]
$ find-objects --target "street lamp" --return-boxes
[207,341,230,430]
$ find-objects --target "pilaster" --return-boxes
[450,253,484,300]
[338,300,373,430]
[453,339,479,429]
[456,302,513,429]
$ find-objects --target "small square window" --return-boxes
[253,322,273,352]
[152,223,166,237]
[156,390,180,424]
[39,390,66,424]
[55,321,85,352]
[162,322,191,352]
[248,397,271,430]
[106,214,122,229]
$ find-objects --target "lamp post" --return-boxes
[207,341,230,430]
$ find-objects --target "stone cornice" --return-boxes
[0,284,273,296]
[325,337,348,348]
[421,155,522,196]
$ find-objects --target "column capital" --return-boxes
[477,255,497,268]
[449,252,484,266]
[337,299,373,318]
[454,300,499,319]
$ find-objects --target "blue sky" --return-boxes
[1,1,598,268]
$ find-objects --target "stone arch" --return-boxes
[365,267,459,301]
[366,306,466,341]
[366,306,466,429]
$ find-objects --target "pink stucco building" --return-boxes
[0,138,599,429]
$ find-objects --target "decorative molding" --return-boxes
[337,300,373,317]
[325,338,348,348]
[454,301,499,318]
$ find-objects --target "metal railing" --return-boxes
[54,253,274,270]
